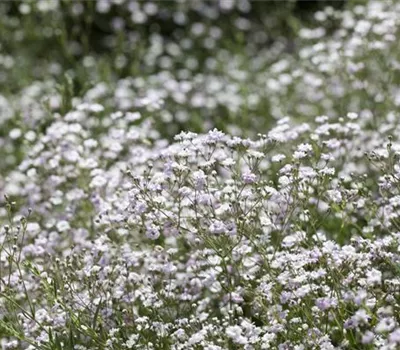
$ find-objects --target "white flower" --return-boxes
[209,220,226,235]
[324,139,341,149]
[226,325,247,345]
[64,150,80,163]
[389,328,400,344]
[361,331,374,344]
[125,334,139,348]
[353,309,371,325]
[366,268,382,285]
[90,175,107,188]
[247,150,264,159]
[293,151,307,159]
[376,317,396,333]
[297,143,313,153]
[206,129,225,144]
[242,172,257,184]
[347,112,358,120]
[9,128,22,139]
[278,175,291,188]
[193,170,207,190]
[272,154,286,162]
[188,330,207,345]
[319,167,335,176]
[56,220,70,232]
[145,223,160,240]
[327,189,342,203]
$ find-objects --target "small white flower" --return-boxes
[193,170,207,190]
[226,325,247,345]
[9,128,22,139]
[272,154,286,162]
[188,330,207,345]
[278,175,291,188]
[376,317,396,333]
[56,220,70,232]
[293,151,307,159]
[347,112,358,120]
[90,175,107,188]
[242,172,257,184]
[366,268,382,285]
[125,334,139,348]
[324,139,341,149]
[327,189,342,203]
[297,143,313,153]
[319,167,335,176]
[389,328,400,344]
[247,150,264,159]
[361,331,374,344]
[145,223,160,240]
[209,220,226,235]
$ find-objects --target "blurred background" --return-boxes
[1,0,347,92]
[1,0,397,174]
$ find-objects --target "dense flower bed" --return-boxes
[1,1,400,349]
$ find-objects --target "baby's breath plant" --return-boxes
[2,0,400,349]
[2,112,400,348]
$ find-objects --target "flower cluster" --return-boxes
[1,0,400,349]
[1,108,400,348]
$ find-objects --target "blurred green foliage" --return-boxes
[0,0,346,93]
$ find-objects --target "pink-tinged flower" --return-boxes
[145,223,160,240]
[361,331,374,344]
[389,328,400,344]
[242,172,257,184]
[209,220,226,235]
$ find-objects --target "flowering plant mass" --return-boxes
[1,0,400,349]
